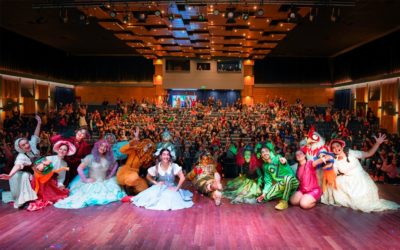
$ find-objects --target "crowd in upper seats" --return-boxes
[1,96,399,184]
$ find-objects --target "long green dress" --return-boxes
[223,163,262,204]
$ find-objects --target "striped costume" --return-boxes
[260,155,299,202]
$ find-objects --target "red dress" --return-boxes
[28,176,69,211]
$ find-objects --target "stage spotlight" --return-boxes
[109,10,116,18]
[155,10,161,16]
[168,13,174,21]
[213,9,220,16]
[256,8,264,17]
[242,13,249,20]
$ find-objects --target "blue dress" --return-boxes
[132,163,193,210]
[54,155,125,209]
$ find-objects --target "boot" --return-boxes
[275,200,288,210]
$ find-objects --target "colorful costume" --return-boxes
[321,148,400,212]
[131,163,193,210]
[315,151,336,192]
[54,155,125,209]
[224,145,262,204]
[51,133,91,183]
[260,157,299,202]
[28,157,69,211]
[187,151,222,205]
[300,126,330,188]
[116,139,155,194]
[9,136,40,208]
[296,160,322,201]
[258,142,299,209]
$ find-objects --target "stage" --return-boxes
[0,183,399,249]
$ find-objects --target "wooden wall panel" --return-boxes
[381,82,396,102]
[253,86,334,106]
[356,87,367,102]
[23,97,35,114]
[37,84,49,100]
[3,79,19,98]
[75,86,156,104]
[368,100,379,115]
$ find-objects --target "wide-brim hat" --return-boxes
[53,140,77,156]
[329,139,346,151]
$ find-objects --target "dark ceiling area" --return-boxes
[0,0,399,58]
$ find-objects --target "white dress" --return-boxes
[321,149,400,212]
[132,163,193,210]
[9,135,40,208]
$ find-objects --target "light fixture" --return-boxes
[309,7,318,22]
[287,6,299,22]
[331,7,340,22]
[256,8,264,17]
[226,9,236,23]
[109,10,116,18]
[135,12,147,22]
[168,13,174,21]
[242,13,249,20]
[213,9,219,15]
[123,14,130,24]
[154,10,161,16]
[198,13,205,21]
[60,8,68,23]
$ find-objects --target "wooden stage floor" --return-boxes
[0,183,399,250]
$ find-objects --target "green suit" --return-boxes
[260,155,299,202]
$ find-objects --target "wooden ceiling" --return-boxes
[79,3,309,59]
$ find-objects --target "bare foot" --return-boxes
[213,191,222,206]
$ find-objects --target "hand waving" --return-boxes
[373,133,387,145]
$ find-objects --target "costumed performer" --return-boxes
[289,150,333,209]
[50,128,91,184]
[116,127,156,195]
[256,142,299,210]
[0,115,42,208]
[54,140,125,209]
[223,144,263,204]
[321,134,400,212]
[128,149,193,210]
[187,150,223,206]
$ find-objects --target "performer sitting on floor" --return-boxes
[0,115,42,209]
[223,144,263,204]
[289,150,333,210]
[127,148,193,210]
[187,150,223,206]
[54,140,125,209]
[321,135,400,212]
[50,128,91,184]
[256,142,299,210]
[116,127,156,195]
